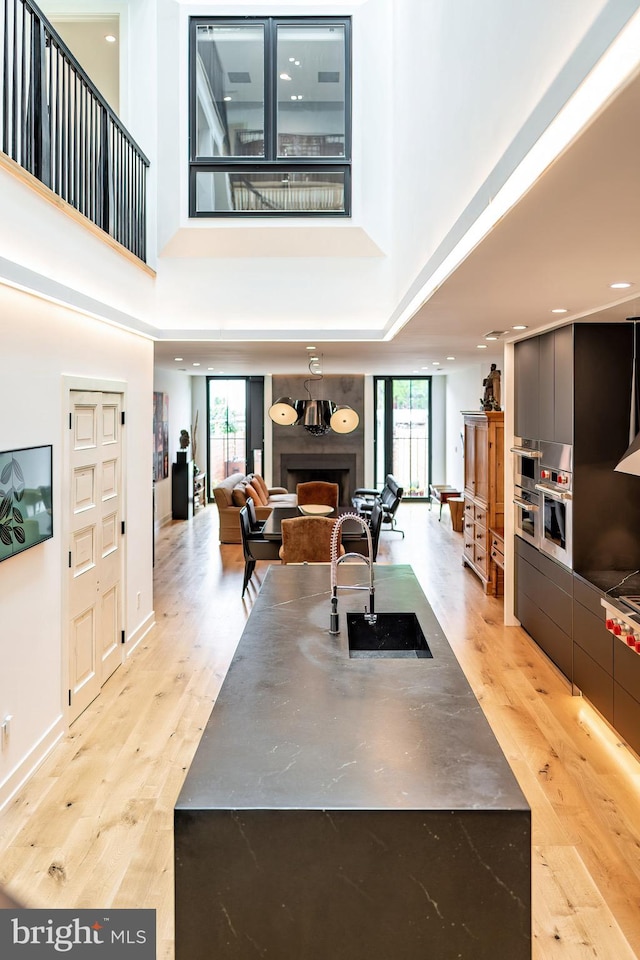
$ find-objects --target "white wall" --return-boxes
[0,284,154,811]
[153,366,193,526]
[445,363,492,492]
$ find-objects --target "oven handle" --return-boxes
[513,496,539,510]
[534,484,572,501]
[510,446,542,458]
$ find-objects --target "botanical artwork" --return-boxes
[153,392,169,481]
[0,446,53,561]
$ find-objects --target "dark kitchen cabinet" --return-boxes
[613,683,640,757]
[515,536,572,680]
[515,326,573,444]
[572,577,614,723]
[514,337,539,439]
[553,325,573,444]
[533,327,573,444]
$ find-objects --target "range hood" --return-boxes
[615,318,640,477]
[615,431,640,476]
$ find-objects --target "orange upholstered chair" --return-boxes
[296,481,339,510]
[279,516,345,564]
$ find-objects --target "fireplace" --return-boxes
[281,454,357,506]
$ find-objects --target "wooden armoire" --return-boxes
[461,411,504,594]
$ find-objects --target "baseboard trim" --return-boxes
[126,611,156,658]
[0,716,65,814]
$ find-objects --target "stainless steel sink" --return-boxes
[347,612,433,659]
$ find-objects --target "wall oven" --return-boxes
[535,442,573,568]
[514,482,540,548]
[510,438,541,488]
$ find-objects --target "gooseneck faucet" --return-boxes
[329,513,375,635]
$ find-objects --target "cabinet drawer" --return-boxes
[474,524,488,550]
[614,683,640,756]
[464,499,474,518]
[463,519,475,539]
[474,504,487,527]
[491,544,505,569]
[517,591,572,680]
[573,600,612,673]
[574,645,613,722]
[490,531,504,568]
[463,539,475,563]
[474,543,488,577]
[614,640,640,703]
[516,554,572,636]
[538,551,573,596]
[573,576,604,618]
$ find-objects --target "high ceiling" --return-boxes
[155,63,640,376]
[43,6,638,378]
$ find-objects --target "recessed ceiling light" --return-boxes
[207,367,214,371]
[279,73,291,81]
[446,356,455,360]
[105,34,116,43]
[174,357,183,361]
[432,361,439,366]
[223,96,232,102]
[477,344,488,349]
[610,281,632,289]
[290,95,297,101]
[294,60,301,66]
[192,362,200,367]
[421,366,429,370]
[551,308,568,314]
[289,57,295,62]
[306,345,316,350]
[512,325,528,331]
[485,335,499,341]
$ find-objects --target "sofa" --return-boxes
[213,472,297,543]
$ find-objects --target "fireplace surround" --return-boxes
[281,454,357,506]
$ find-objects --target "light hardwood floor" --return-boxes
[1,503,639,959]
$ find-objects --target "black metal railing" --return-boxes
[1,0,149,262]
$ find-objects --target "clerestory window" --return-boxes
[189,17,351,217]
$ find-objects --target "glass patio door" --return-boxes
[374,377,431,498]
[207,377,264,485]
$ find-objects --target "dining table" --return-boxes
[262,506,369,544]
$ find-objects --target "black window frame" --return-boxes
[374,376,433,500]
[189,16,352,218]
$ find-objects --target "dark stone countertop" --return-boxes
[575,568,640,599]
[176,564,528,814]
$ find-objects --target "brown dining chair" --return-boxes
[296,481,339,510]
[279,516,345,564]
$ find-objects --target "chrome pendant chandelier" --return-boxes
[268,355,359,436]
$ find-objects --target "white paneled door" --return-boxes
[68,391,123,723]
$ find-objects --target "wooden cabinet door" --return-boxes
[474,420,489,504]
[464,420,476,496]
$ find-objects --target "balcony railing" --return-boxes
[1,0,149,262]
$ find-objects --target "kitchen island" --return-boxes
[175,564,530,959]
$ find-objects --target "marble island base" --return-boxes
[175,564,530,958]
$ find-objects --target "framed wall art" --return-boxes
[153,392,169,481]
[0,445,53,561]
